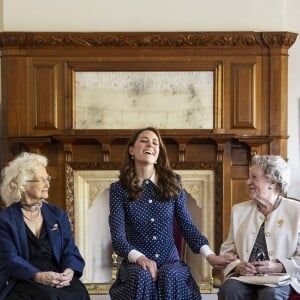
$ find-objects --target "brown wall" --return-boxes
[0,31,297,252]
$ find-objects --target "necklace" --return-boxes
[274,195,282,209]
[22,208,41,221]
[257,195,282,215]
[20,200,42,212]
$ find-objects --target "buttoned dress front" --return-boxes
[109,179,210,300]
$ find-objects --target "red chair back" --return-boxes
[289,294,300,300]
[173,219,185,260]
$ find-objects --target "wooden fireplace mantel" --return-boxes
[0,31,297,48]
[0,31,297,256]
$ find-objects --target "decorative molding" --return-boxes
[65,164,75,230]
[0,32,297,49]
[69,162,121,170]
[171,161,215,170]
[262,32,298,47]
[214,160,223,255]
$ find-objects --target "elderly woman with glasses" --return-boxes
[0,152,90,300]
[218,155,300,300]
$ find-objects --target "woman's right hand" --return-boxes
[33,271,64,287]
[238,262,257,276]
[136,255,158,281]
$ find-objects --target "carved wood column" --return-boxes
[262,32,297,158]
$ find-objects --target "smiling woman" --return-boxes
[108,127,236,300]
[0,152,90,300]
[219,155,300,300]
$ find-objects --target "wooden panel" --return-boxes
[2,57,30,137]
[186,144,217,161]
[33,64,58,129]
[72,144,103,162]
[29,59,65,136]
[231,146,249,165]
[231,63,256,129]
[231,179,249,208]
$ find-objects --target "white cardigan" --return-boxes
[220,197,300,292]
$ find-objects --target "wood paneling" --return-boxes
[231,63,256,129]
[33,63,58,129]
[0,31,297,252]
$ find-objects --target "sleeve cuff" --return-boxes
[200,244,215,258]
[128,249,145,263]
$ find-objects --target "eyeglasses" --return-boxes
[26,176,51,184]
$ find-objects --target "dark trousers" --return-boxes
[218,278,292,300]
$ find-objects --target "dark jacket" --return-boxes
[0,201,85,299]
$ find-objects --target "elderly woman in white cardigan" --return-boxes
[218,155,300,300]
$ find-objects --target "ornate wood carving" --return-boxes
[65,163,75,230]
[69,162,121,170]
[0,32,297,49]
[171,161,215,170]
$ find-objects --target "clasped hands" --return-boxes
[238,261,284,276]
[33,268,74,288]
[206,254,237,270]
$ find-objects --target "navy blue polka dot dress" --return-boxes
[109,179,209,300]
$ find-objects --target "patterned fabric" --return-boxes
[109,179,209,300]
[248,221,269,263]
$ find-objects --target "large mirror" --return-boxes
[75,71,214,130]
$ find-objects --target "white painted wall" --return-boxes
[1,0,289,32]
[1,0,300,198]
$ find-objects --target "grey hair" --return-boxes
[251,155,290,194]
[0,152,48,206]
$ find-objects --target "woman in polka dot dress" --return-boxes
[108,127,236,300]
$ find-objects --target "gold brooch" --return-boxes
[277,219,284,228]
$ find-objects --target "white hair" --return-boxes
[0,152,48,206]
[251,155,290,194]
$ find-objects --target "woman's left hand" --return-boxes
[206,254,237,270]
[55,268,74,288]
[252,260,284,274]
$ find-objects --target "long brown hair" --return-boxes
[119,127,181,201]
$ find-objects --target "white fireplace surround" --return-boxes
[73,169,215,290]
